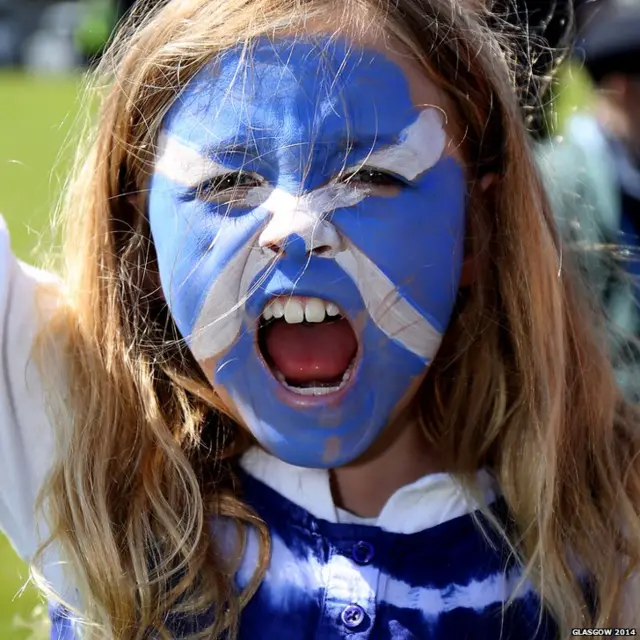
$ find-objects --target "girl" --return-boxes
[1,0,639,637]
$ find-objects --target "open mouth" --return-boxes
[257,296,359,397]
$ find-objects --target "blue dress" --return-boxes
[49,448,557,639]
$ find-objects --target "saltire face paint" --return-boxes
[148,37,467,468]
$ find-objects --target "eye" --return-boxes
[342,168,407,191]
[197,171,264,204]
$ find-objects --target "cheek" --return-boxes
[148,175,269,356]
[199,356,247,425]
[387,368,429,423]
[331,158,467,331]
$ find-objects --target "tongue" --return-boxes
[264,318,358,384]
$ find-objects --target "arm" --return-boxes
[0,216,63,574]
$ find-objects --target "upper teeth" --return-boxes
[262,297,341,324]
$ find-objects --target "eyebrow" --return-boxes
[210,130,400,158]
[155,132,234,187]
[326,135,398,164]
[342,109,446,181]
[154,108,446,187]
[204,140,262,157]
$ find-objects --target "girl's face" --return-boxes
[148,34,466,468]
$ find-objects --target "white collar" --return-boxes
[239,447,498,535]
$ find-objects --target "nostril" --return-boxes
[265,242,285,256]
[313,245,333,256]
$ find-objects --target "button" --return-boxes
[351,541,374,565]
[341,604,365,629]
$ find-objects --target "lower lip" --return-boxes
[271,359,359,409]
[271,372,356,409]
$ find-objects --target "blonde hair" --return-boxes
[33,0,640,637]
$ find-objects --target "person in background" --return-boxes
[537,1,640,400]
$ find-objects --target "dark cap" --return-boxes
[582,4,640,82]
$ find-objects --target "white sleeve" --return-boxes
[0,216,60,564]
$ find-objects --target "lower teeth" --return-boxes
[275,365,353,396]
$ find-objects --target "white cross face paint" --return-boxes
[341,108,447,182]
[148,38,467,468]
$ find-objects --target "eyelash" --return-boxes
[341,168,407,189]
[190,167,406,204]
[195,171,263,200]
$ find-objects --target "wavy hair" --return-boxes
[33,0,640,637]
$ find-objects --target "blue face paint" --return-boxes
[148,38,466,468]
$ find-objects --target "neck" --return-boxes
[330,416,444,518]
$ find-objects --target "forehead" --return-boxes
[163,37,443,149]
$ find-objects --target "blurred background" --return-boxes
[0,0,637,637]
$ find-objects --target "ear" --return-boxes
[478,173,496,193]
[459,173,497,288]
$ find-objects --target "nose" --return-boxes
[258,192,344,258]
[260,218,342,258]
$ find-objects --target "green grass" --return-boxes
[0,71,82,639]
[554,63,595,133]
[0,72,83,257]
